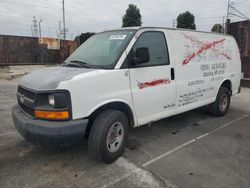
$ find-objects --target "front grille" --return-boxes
[18,86,36,100]
[17,86,36,117]
[18,102,34,117]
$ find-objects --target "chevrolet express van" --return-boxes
[12,27,241,163]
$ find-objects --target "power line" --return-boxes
[233,0,250,5]
[226,0,249,33]
[196,16,223,19]
[229,5,249,19]
[0,17,58,29]
[0,18,58,28]
[0,0,60,9]
[229,13,248,19]
[196,19,224,23]
[196,18,223,21]
[1,0,61,5]
[0,0,66,38]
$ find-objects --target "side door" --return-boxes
[127,31,176,125]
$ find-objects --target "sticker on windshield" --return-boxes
[109,35,127,40]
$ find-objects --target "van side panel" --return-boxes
[167,30,241,111]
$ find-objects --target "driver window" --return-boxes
[132,31,170,67]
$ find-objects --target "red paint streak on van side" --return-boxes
[181,33,232,60]
[138,79,171,89]
[182,39,226,66]
[218,51,232,60]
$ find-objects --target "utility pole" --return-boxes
[226,0,230,23]
[58,21,62,40]
[31,25,33,37]
[222,16,225,33]
[39,19,42,38]
[62,0,66,40]
[32,16,39,37]
[173,20,177,28]
[225,0,230,33]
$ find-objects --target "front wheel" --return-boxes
[209,87,231,116]
[88,110,129,163]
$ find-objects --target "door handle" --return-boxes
[171,68,175,80]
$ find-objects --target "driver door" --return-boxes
[128,31,176,125]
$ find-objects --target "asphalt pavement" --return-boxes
[0,78,249,188]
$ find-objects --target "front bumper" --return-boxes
[12,105,88,148]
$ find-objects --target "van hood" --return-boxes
[19,66,95,91]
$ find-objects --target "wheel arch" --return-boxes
[85,100,136,136]
[220,79,232,95]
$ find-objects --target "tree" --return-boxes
[75,32,95,45]
[177,11,196,30]
[122,4,142,27]
[211,24,224,33]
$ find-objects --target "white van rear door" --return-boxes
[128,31,176,125]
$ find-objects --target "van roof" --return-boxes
[107,26,232,37]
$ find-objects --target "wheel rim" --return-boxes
[106,122,124,153]
[219,93,228,111]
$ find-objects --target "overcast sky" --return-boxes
[0,0,249,39]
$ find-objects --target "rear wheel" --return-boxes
[209,87,231,116]
[88,110,129,163]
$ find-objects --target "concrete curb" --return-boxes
[0,65,48,80]
[0,72,27,80]
[241,79,250,88]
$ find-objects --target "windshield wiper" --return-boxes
[66,60,91,68]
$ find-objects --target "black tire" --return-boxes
[209,87,231,116]
[88,110,129,163]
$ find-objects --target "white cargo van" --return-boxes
[12,27,241,163]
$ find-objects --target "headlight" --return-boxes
[35,91,71,120]
[48,93,68,108]
[48,94,55,107]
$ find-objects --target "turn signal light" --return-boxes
[35,110,69,120]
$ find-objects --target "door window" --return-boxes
[131,31,170,67]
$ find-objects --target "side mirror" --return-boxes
[134,47,150,64]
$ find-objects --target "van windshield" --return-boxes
[65,30,135,69]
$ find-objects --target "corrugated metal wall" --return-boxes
[228,20,250,78]
[0,35,77,65]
